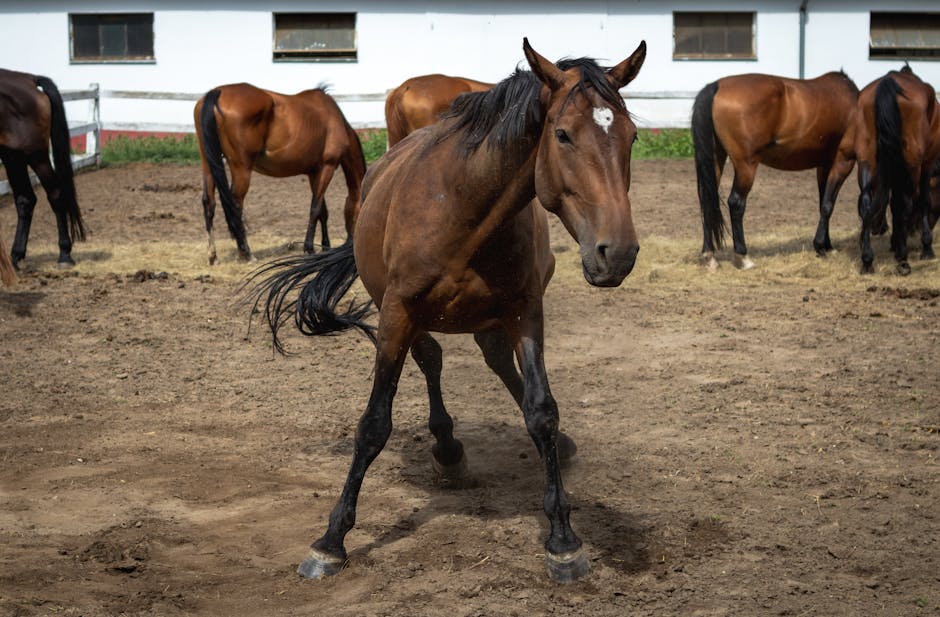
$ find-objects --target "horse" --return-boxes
[194,83,366,264]
[0,69,86,269]
[850,66,940,274]
[384,74,493,148]
[0,224,16,285]
[692,71,859,269]
[248,38,646,583]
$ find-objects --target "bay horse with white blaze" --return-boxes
[249,38,646,583]
[849,66,940,274]
[0,69,86,269]
[194,84,366,264]
[692,71,859,268]
[385,74,493,148]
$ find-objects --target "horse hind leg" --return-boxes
[1,153,37,269]
[814,156,853,256]
[728,162,757,269]
[474,329,577,463]
[890,191,913,275]
[200,163,219,265]
[917,173,935,260]
[306,165,337,253]
[228,164,254,262]
[410,332,470,486]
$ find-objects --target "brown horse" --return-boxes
[692,71,859,268]
[194,83,366,264]
[384,74,493,148]
[0,69,86,269]
[849,66,940,274]
[249,38,646,583]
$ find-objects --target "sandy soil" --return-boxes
[0,160,938,616]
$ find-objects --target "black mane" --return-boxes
[440,56,622,157]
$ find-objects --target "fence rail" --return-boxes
[2,86,709,196]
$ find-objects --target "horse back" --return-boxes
[0,68,52,153]
[712,72,857,170]
[385,74,493,147]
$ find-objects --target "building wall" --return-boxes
[0,1,938,132]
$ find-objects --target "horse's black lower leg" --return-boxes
[890,195,912,275]
[202,181,218,265]
[728,180,755,269]
[814,167,836,255]
[475,329,577,462]
[858,188,877,274]
[304,197,327,253]
[918,177,935,260]
[2,153,36,269]
[410,332,467,483]
[515,327,587,583]
[299,317,413,579]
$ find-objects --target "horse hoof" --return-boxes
[432,453,472,487]
[297,548,346,579]
[732,254,755,270]
[545,548,589,583]
[921,248,936,260]
[896,262,911,276]
[700,252,719,270]
[56,259,75,270]
[860,262,874,275]
[557,431,578,463]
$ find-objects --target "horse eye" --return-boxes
[555,129,571,144]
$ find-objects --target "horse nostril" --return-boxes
[596,243,609,265]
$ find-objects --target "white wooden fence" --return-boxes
[1,86,703,196]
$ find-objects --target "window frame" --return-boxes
[672,11,757,61]
[272,12,358,63]
[69,12,155,64]
[869,11,940,60]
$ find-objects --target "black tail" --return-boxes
[692,81,726,250]
[35,75,86,242]
[874,77,912,199]
[243,239,375,354]
[199,89,245,242]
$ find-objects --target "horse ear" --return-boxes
[607,41,647,89]
[523,38,565,90]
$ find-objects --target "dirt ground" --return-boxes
[1,159,938,617]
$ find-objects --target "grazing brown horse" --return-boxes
[849,66,940,274]
[249,38,646,583]
[0,225,16,286]
[194,83,366,264]
[692,71,859,268]
[385,74,493,147]
[0,69,86,269]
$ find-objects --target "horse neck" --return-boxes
[448,140,539,261]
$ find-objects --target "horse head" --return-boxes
[524,38,646,287]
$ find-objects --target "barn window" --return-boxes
[273,13,357,61]
[870,12,940,59]
[673,12,756,60]
[70,13,154,63]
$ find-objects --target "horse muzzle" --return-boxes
[580,242,639,287]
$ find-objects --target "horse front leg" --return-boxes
[814,155,854,256]
[508,307,588,583]
[298,304,416,579]
[917,173,935,260]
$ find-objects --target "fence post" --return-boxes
[90,83,101,166]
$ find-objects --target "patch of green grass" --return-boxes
[101,134,201,166]
[634,128,693,159]
[359,128,387,164]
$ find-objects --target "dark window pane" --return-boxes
[274,12,357,59]
[72,15,100,58]
[870,12,940,57]
[100,22,125,57]
[126,16,153,56]
[674,12,755,58]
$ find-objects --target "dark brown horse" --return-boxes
[692,71,859,268]
[0,69,86,269]
[850,66,940,274]
[384,74,493,148]
[250,38,646,583]
[194,84,366,264]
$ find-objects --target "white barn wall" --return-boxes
[1,1,938,132]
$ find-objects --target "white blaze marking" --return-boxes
[593,107,613,133]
